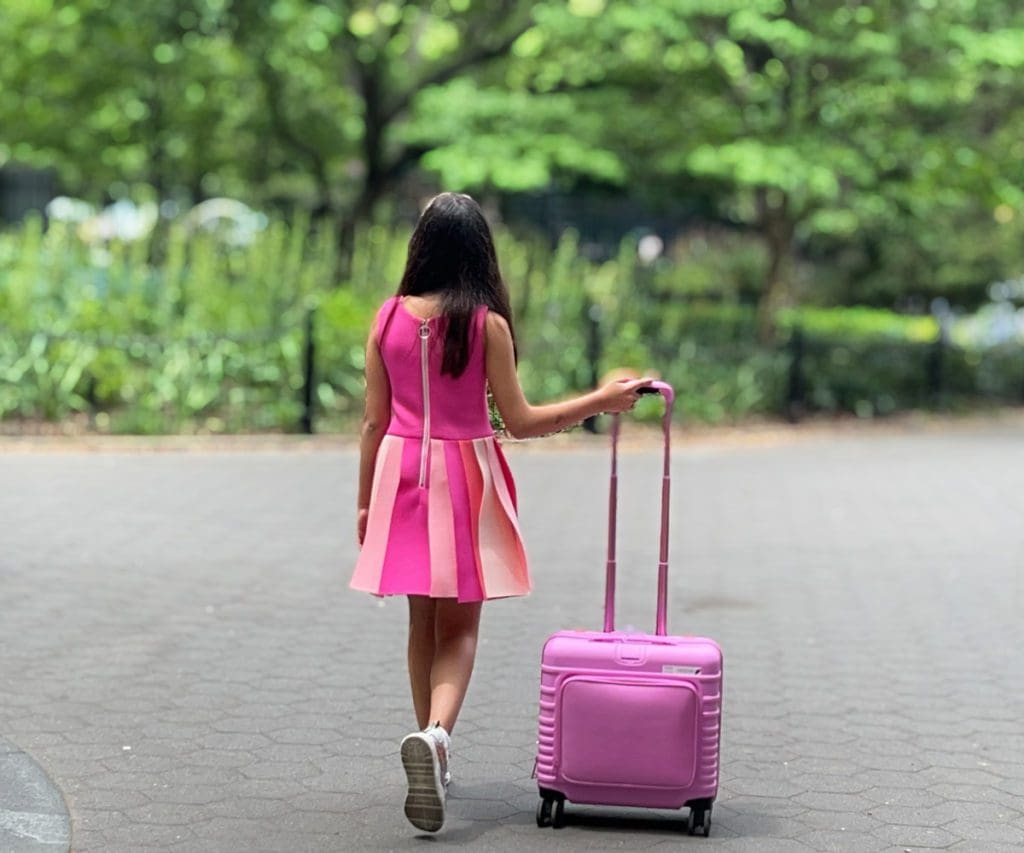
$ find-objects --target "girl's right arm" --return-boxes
[485,312,650,439]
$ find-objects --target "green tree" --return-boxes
[230,0,535,249]
[845,2,1024,308]
[3,0,1022,317]
[648,1,1024,334]
[0,1,265,199]
[0,1,536,234]
[414,0,1024,335]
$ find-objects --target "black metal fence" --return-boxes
[2,311,1021,435]
[783,325,1024,422]
[0,166,55,224]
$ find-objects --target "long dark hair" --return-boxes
[397,192,516,377]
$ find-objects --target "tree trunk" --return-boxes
[336,59,388,282]
[755,188,796,345]
[337,178,385,281]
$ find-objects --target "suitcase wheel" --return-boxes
[687,800,712,837]
[535,797,552,828]
[552,797,566,829]
[536,793,565,829]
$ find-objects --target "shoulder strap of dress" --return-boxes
[471,304,489,350]
[376,296,401,345]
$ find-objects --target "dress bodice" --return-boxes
[375,297,492,440]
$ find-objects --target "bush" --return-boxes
[0,215,1020,434]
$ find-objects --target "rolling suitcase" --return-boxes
[534,381,723,836]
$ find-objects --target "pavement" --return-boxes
[1,418,1023,852]
[0,737,70,851]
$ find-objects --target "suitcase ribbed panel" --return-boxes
[697,683,722,791]
[537,670,558,780]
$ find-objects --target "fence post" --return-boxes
[926,333,945,409]
[927,299,950,410]
[300,307,316,434]
[583,301,602,434]
[786,325,805,423]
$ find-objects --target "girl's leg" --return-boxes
[428,598,483,733]
[407,596,437,730]
[399,596,480,832]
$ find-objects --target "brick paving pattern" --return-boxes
[1,421,1022,851]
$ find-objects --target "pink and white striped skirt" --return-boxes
[350,434,531,602]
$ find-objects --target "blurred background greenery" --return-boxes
[1,0,1022,433]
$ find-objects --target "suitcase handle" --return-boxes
[604,380,673,636]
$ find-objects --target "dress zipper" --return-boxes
[418,319,430,488]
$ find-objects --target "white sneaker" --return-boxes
[400,727,447,832]
[427,723,452,788]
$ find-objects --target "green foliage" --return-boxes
[3,0,1024,325]
[0,0,539,213]
[2,220,1019,434]
[0,215,321,431]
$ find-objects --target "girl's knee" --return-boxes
[408,595,437,634]
[434,600,482,642]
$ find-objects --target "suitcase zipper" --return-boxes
[418,319,430,489]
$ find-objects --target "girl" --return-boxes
[350,192,650,833]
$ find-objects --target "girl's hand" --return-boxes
[598,377,654,414]
[357,508,369,546]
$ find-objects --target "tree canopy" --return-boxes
[2,0,1022,324]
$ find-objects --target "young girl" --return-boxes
[349,192,650,833]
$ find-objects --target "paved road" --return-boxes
[1,422,1023,852]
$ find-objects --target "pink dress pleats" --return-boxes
[350,297,531,602]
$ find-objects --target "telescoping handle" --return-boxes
[604,380,675,636]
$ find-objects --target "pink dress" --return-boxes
[350,296,531,602]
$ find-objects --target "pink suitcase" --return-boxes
[535,381,723,836]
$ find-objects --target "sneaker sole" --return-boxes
[401,735,445,832]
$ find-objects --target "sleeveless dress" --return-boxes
[350,296,531,602]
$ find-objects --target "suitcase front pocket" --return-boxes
[557,676,699,790]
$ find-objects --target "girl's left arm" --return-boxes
[357,328,391,545]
